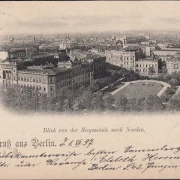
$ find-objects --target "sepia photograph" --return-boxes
[1,1,180,115]
[0,1,180,179]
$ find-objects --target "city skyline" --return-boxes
[1,1,180,36]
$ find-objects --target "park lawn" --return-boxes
[113,81,163,100]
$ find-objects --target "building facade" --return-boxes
[145,46,155,57]
[68,50,106,79]
[0,60,94,97]
[8,49,26,59]
[166,53,180,74]
[105,50,136,71]
[135,58,159,76]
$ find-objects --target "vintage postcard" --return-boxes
[0,1,180,179]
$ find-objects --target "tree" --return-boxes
[168,99,180,111]
[103,93,115,110]
[90,80,99,92]
[170,78,178,86]
[162,65,167,74]
[2,86,17,109]
[116,96,128,111]
[126,98,138,112]
[91,91,104,111]
[149,67,155,76]
[56,89,69,112]
[80,88,94,110]
[141,95,164,112]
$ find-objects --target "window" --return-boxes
[50,86,53,91]
[174,64,178,69]
[50,77,53,83]
[3,71,6,79]
[44,87,46,91]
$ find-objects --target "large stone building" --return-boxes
[105,50,136,71]
[0,60,93,97]
[166,52,180,74]
[68,50,106,79]
[0,52,106,96]
[135,58,159,76]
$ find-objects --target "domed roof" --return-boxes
[174,52,180,58]
[116,40,123,44]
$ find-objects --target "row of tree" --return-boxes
[1,84,179,114]
[155,71,180,87]
[0,85,114,113]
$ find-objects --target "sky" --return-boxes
[0,1,180,35]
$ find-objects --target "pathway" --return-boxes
[110,80,171,97]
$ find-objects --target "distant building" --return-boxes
[89,49,99,54]
[159,55,173,62]
[116,36,127,46]
[141,41,150,46]
[81,53,106,79]
[157,43,167,49]
[135,58,159,76]
[105,50,136,71]
[166,52,180,74]
[152,50,179,56]
[58,37,77,50]
[68,50,106,79]
[68,50,87,61]
[39,44,59,52]
[8,49,26,59]
[149,39,157,44]
[9,47,38,59]
[11,37,35,44]
[145,46,155,57]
